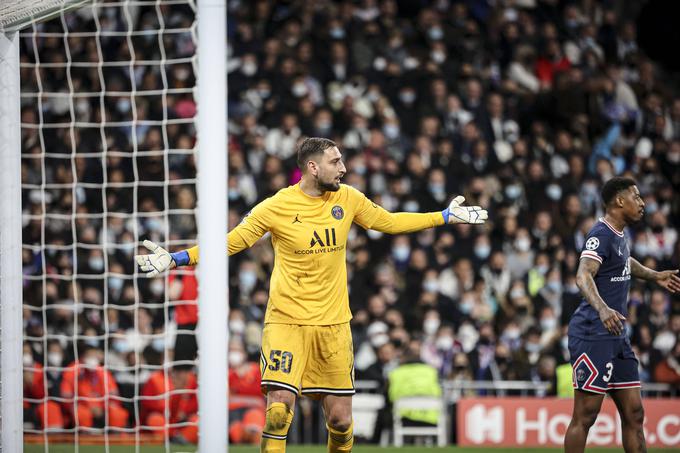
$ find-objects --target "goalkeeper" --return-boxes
[136,137,487,453]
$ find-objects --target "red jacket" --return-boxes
[141,370,198,422]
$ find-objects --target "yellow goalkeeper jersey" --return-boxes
[187,183,444,325]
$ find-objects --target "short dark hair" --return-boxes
[601,177,636,206]
[297,137,337,171]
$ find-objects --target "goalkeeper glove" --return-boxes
[135,240,188,277]
[441,195,488,225]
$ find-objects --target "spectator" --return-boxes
[141,364,198,444]
[60,345,128,429]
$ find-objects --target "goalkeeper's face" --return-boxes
[313,146,346,192]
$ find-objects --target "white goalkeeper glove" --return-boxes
[135,240,175,277]
[442,195,488,225]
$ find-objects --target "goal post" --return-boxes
[0,29,23,453]
[1,1,228,451]
[195,0,228,451]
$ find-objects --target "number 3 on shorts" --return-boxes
[269,350,293,374]
[602,362,613,382]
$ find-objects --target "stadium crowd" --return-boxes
[20,0,680,439]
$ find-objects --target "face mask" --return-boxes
[89,257,104,272]
[429,183,445,196]
[151,338,165,352]
[384,125,400,139]
[316,121,332,132]
[399,91,416,104]
[504,328,521,340]
[257,89,271,99]
[150,280,164,296]
[112,340,130,354]
[146,219,163,232]
[668,152,680,164]
[354,165,367,175]
[510,288,525,299]
[84,356,99,368]
[329,27,345,39]
[423,318,440,335]
[460,299,474,314]
[239,271,257,291]
[292,83,308,97]
[536,264,549,275]
[423,279,439,293]
[229,350,246,367]
[392,246,410,262]
[175,67,191,81]
[546,280,562,292]
[645,202,658,214]
[228,190,241,201]
[546,184,562,201]
[367,91,380,102]
[431,51,446,64]
[475,245,491,259]
[370,333,389,348]
[402,200,419,212]
[84,338,99,348]
[505,184,521,199]
[23,353,33,366]
[565,283,579,294]
[241,62,257,76]
[121,243,135,255]
[48,352,63,366]
[109,277,123,292]
[116,98,131,113]
[436,336,454,350]
[428,27,444,40]
[526,343,542,354]
[515,237,531,252]
[229,319,246,334]
[540,318,557,332]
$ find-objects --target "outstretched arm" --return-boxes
[359,195,488,234]
[136,201,272,276]
[630,257,680,293]
[576,256,625,335]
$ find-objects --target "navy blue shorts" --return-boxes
[568,336,640,394]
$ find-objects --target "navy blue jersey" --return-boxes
[569,218,632,339]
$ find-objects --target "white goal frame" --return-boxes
[0,1,228,452]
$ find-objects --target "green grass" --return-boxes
[23,446,680,453]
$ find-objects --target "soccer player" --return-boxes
[135,137,488,452]
[565,177,680,453]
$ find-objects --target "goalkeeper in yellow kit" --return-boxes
[135,138,487,452]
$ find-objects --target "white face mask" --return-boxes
[24,353,34,366]
[229,351,246,367]
[229,319,246,334]
[84,356,99,368]
[436,336,454,350]
[423,318,440,335]
[48,352,63,367]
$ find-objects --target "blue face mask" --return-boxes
[475,245,491,259]
[392,246,410,262]
[239,271,257,291]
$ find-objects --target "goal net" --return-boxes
[17,0,203,449]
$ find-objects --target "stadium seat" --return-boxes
[351,393,385,440]
[392,396,447,447]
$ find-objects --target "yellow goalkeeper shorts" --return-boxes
[260,322,355,397]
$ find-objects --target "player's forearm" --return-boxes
[629,257,658,281]
[576,272,609,313]
[171,231,249,267]
[370,211,445,234]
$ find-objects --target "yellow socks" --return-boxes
[261,402,294,453]
[327,421,354,453]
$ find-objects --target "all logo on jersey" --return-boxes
[331,205,344,220]
[310,228,337,247]
[585,237,600,250]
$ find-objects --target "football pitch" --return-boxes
[22,446,680,453]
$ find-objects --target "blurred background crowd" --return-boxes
[19,0,679,440]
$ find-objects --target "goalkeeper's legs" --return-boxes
[323,395,353,453]
[261,389,295,453]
